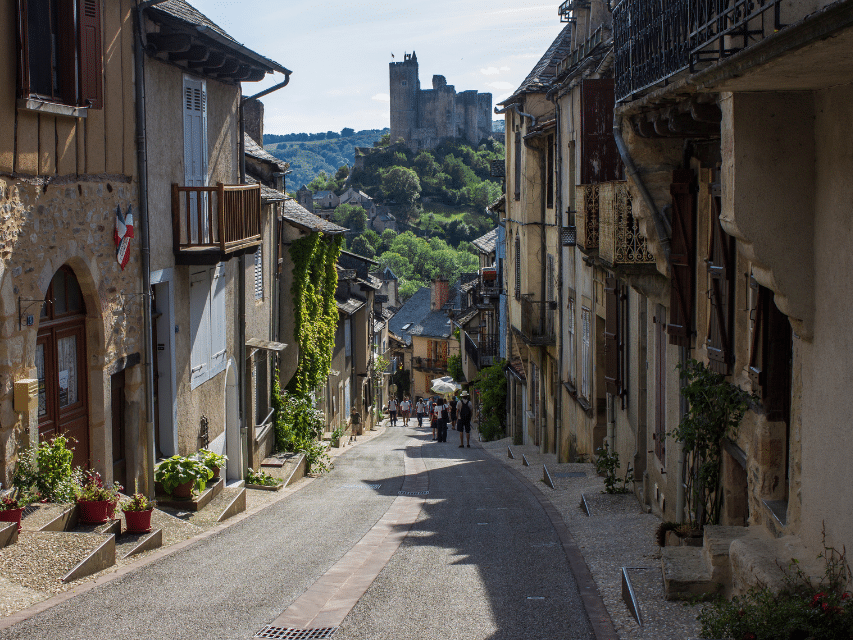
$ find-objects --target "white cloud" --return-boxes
[371,93,390,102]
[500,66,510,71]
[481,66,501,76]
[486,81,515,91]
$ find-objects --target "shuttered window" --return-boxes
[706,183,735,375]
[567,297,576,386]
[581,307,591,400]
[184,77,208,244]
[546,134,555,209]
[604,278,629,403]
[209,264,226,373]
[668,170,696,346]
[580,79,622,183]
[514,235,521,300]
[189,263,227,389]
[749,281,793,422]
[254,246,263,300]
[655,307,666,463]
[514,131,522,201]
[546,255,555,302]
[16,0,103,108]
[344,317,352,358]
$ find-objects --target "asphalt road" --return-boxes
[0,420,594,640]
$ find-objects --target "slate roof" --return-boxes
[409,310,454,340]
[500,23,573,105]
[454,307,479,327]
[245,134,289,172]
[472,228,498,255]
[281,199,346,234]
[245,176,286,202]
[336,296,366,315]
[313,190,336,200]
[387,287,456,345]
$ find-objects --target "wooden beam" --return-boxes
[168,44,209,62]
[211,57,239,76]
[191,50,225,69]
[147,32,192,54]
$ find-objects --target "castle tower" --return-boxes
[389,52,419,146]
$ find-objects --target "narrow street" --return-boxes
[0,421,595,640]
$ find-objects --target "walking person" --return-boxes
[415,398,425,427]
[434,397,450,442]
[449,390,459,432]
[347,405,361,443]
[457,390,473,448]
[400,396,411,425]
[430,397,437,440]
[388,396,398,426]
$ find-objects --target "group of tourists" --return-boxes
[384,391,474,447]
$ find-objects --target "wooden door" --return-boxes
[111,370,127,490]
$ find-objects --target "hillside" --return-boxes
[264,128,389,189]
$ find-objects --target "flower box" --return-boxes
[124,508,154,534]
[0,507,23,532]
[77,499,110,524]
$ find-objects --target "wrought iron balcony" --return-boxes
[464,333,479,369]
[614,0,786,102]
[576,184,600,252]
[479,333,500,366]
[519,298,556,346]
[412,356,448,372]
[598,181,655,268]
[172,182,262,263]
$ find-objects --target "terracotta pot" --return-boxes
[78,500,110,524]
[170,479,194,500]
[0,507,23,532]
[106,500,118,520]
[209,465,220,481]
[124,508,153,534]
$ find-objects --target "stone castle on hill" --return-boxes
[389,52,492,151]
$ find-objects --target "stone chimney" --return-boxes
[243,98,264,146]
[430,279,450,311]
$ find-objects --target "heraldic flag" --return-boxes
[114,205,134,270]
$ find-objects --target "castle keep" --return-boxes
[389,52,492,151]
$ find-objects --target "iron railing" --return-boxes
[598,181,655,267]
[465,333,479,369]
[172,183,262,254]
[519,298,556,346]
[614,0,786,102]
[412,356,448,372]
[576,184,600,252]
[479,333,500,366]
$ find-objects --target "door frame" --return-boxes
[151,269,178,457]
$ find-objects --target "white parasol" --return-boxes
[431,376,461,395]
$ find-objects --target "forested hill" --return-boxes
[264,128,389,189]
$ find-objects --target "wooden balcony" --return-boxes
[172,183,262,264]
[412,356,448,372]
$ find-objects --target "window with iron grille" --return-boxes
[16,0,103,109]
[514,235,521,299]
[254,246,263,300]
[580,307,591,400]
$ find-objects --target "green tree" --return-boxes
[361,229,380,251]
[382,166,421,205]
[350,235,375,259]
[341,127,355,137]
[447,354,464,382]
[471,360,507,442]
[467,180,502,212]
[398,278,421,302]
[332,203,367,232]
[379,229,397,254]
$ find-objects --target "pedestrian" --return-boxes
[457,390,473,448]
[449,390,459,431]
[388,396,398,426]
[415,397,425,427]
[430,397,437,440]
[434,397,450,442]
[400,396,411,425]
[348,405,361,443]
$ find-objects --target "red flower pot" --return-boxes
[124,508,153,534]
[78,500,110,524]
[209,465,220,482]
[171,480,194,500]
[0,507,23,532]
[106,500,118,520]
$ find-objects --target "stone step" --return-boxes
[702,525,750,587]
[20,503,77,532]
[155,477,224,512]
[115,528,163,559]
[0,521,18,548]
[260,452,306,486]
[661,546,718,600]
[159,487,245,528]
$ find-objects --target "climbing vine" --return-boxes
[288,232,343,395]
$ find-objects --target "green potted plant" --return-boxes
[154,455,212,499]
[76,470,116,524]
[0,489,32,532]
[196,449,227,482]
[245,468,283,490]
[331,425,345,448]
[121,493,154,534]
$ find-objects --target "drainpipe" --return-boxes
[675,345,689,523]
[494,102,537,130]
[551,96,564,462]
[134,0,171,498]
[612,113,671,266]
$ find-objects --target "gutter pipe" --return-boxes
[494,102,537,130]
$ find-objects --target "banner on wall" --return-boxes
[114,205,134,270]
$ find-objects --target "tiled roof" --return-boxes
[281,199,346,234]
[373,319,385,333]
[245,134,289,172]
[409,310,453,339]
[507,358,526,381]
[245,176,286,202]
[454,307,479,327]
[336,296,366,315]
[472,228,498,255]
[501,23,573,105]
[387,287,431,346]
[487,194,506,213]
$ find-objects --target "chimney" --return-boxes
[430,279,450,311]
[243,98,264,146]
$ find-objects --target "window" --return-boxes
[514,235,521,300]
[189,263,227,389]
[255,351,269,425]
[655,305,667,462]
[706,182,735,374]
[547,255,555,302]
[748,281,793,422]
[254,246,263,300]
[567,297,576,386]
[546,134,554,209]
[514,131,522,201]
[604,278,628,403]
[344,317,352,358]
[580,307,591,400]
[17,0,103,109]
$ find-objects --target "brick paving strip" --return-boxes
[269,442,428,630]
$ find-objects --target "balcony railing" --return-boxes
[576,184,600,252]
[172,183,262,256]
[412,356,448,372]
[614,0,786,102]
[479,333,499,366]
[599,181,655,267]
[464,333,479,369]
[519,298,556,346]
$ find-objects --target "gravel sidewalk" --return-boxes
[480,438,702,639]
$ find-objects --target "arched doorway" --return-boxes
[36,266,90,469]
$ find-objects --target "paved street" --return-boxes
[0,421,595,640]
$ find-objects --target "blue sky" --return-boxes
[191,1,566,135]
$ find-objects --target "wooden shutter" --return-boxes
[345,317,352,358]
[77,0,103,108]
[514,131,521,201]
[655,311,666,462]
[514,236,521,299]
[604,277,619,396]
[580,79,622,184]
[254,247,263,300]
[706,183,735,374]
[749,283,792,422]
[16,0,30,99]
[190,268,211,387]
[668,170,696,346]
[210,263,226,372]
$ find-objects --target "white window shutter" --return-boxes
[183,76,208,243]
[345,317,352,358]
[190,268,211,387]
[254,247,263,300]
[210,262,227,373]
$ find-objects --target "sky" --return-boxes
[190,1,566,135]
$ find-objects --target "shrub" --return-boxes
[471,359,507,442]
[594,442,633,494]
[12,436,80,503]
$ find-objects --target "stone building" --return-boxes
[389,52,493,151]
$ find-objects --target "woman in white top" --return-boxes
[400,397,411,424]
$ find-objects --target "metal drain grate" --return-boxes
[553,472,586,478]
[254,626,338,639]
[398,490,429,496]
[340,484,381,489]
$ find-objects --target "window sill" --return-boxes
[17,98,88,118]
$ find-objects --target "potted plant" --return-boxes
[245,468,283,490]
[331,425,345,448]
[196,449,227,482]
[121,493,154,534]
[0,489,31,532]
[76,470,116,524]
[154,455,212,500]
